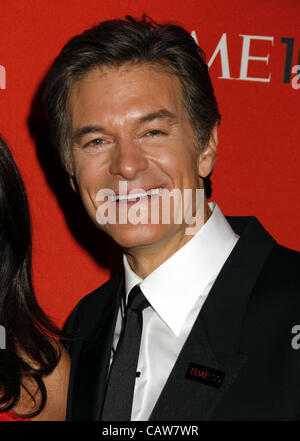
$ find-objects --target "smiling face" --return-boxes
[68,63,217,255]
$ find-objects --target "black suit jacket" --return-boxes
[63,216,300,420]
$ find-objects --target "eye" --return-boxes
[83,138,105,148]
[145,129,165,137]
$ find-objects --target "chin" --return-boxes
[103,223,171,249]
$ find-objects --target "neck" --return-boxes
[125,199,212,279]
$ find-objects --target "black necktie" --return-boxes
[101,285,150,421]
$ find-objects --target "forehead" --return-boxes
[68,64,185,126]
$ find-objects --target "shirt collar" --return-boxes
[123,202,239,336]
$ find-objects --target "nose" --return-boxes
[109,138,148,180]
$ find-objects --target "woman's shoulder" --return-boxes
[13,340,70,421]
[33,341,70,421]
[0,411,31,421]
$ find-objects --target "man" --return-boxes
[44,16,300,421]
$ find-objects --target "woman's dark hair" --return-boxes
[0,136,62,418]
[44,15,220,198]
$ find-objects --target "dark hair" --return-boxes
[0,136,62,418]
[44,14,220,197]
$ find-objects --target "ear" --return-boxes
[197,125,218,178]
[69,175,77,192]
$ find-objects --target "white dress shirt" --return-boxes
[111,202,239,420]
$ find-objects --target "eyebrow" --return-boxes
[71,109,177,143]
[71,125,105,143]
[139,109,177,123]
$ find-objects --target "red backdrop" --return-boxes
[0,0,299,327]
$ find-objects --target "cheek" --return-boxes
[154,149,199,187]
[74,169,99,209]
[73,155,102,192]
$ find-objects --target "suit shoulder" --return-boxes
[74,273,122,311]
[266,243,300,275]
[255,243,300,300]
[62,273,122,335]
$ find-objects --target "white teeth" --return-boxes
[147,188,161,196]
[109,187,162,202]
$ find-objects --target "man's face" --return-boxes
[68,64,215,251]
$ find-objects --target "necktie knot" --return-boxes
[127,285,150,312]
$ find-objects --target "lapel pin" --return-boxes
[185,362,225,388]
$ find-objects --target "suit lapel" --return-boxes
[149,316,247,420]
[202,216,276,355]
[150,217,276,420]
[69,275,124,421]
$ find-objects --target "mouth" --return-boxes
[108,187,164,202]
